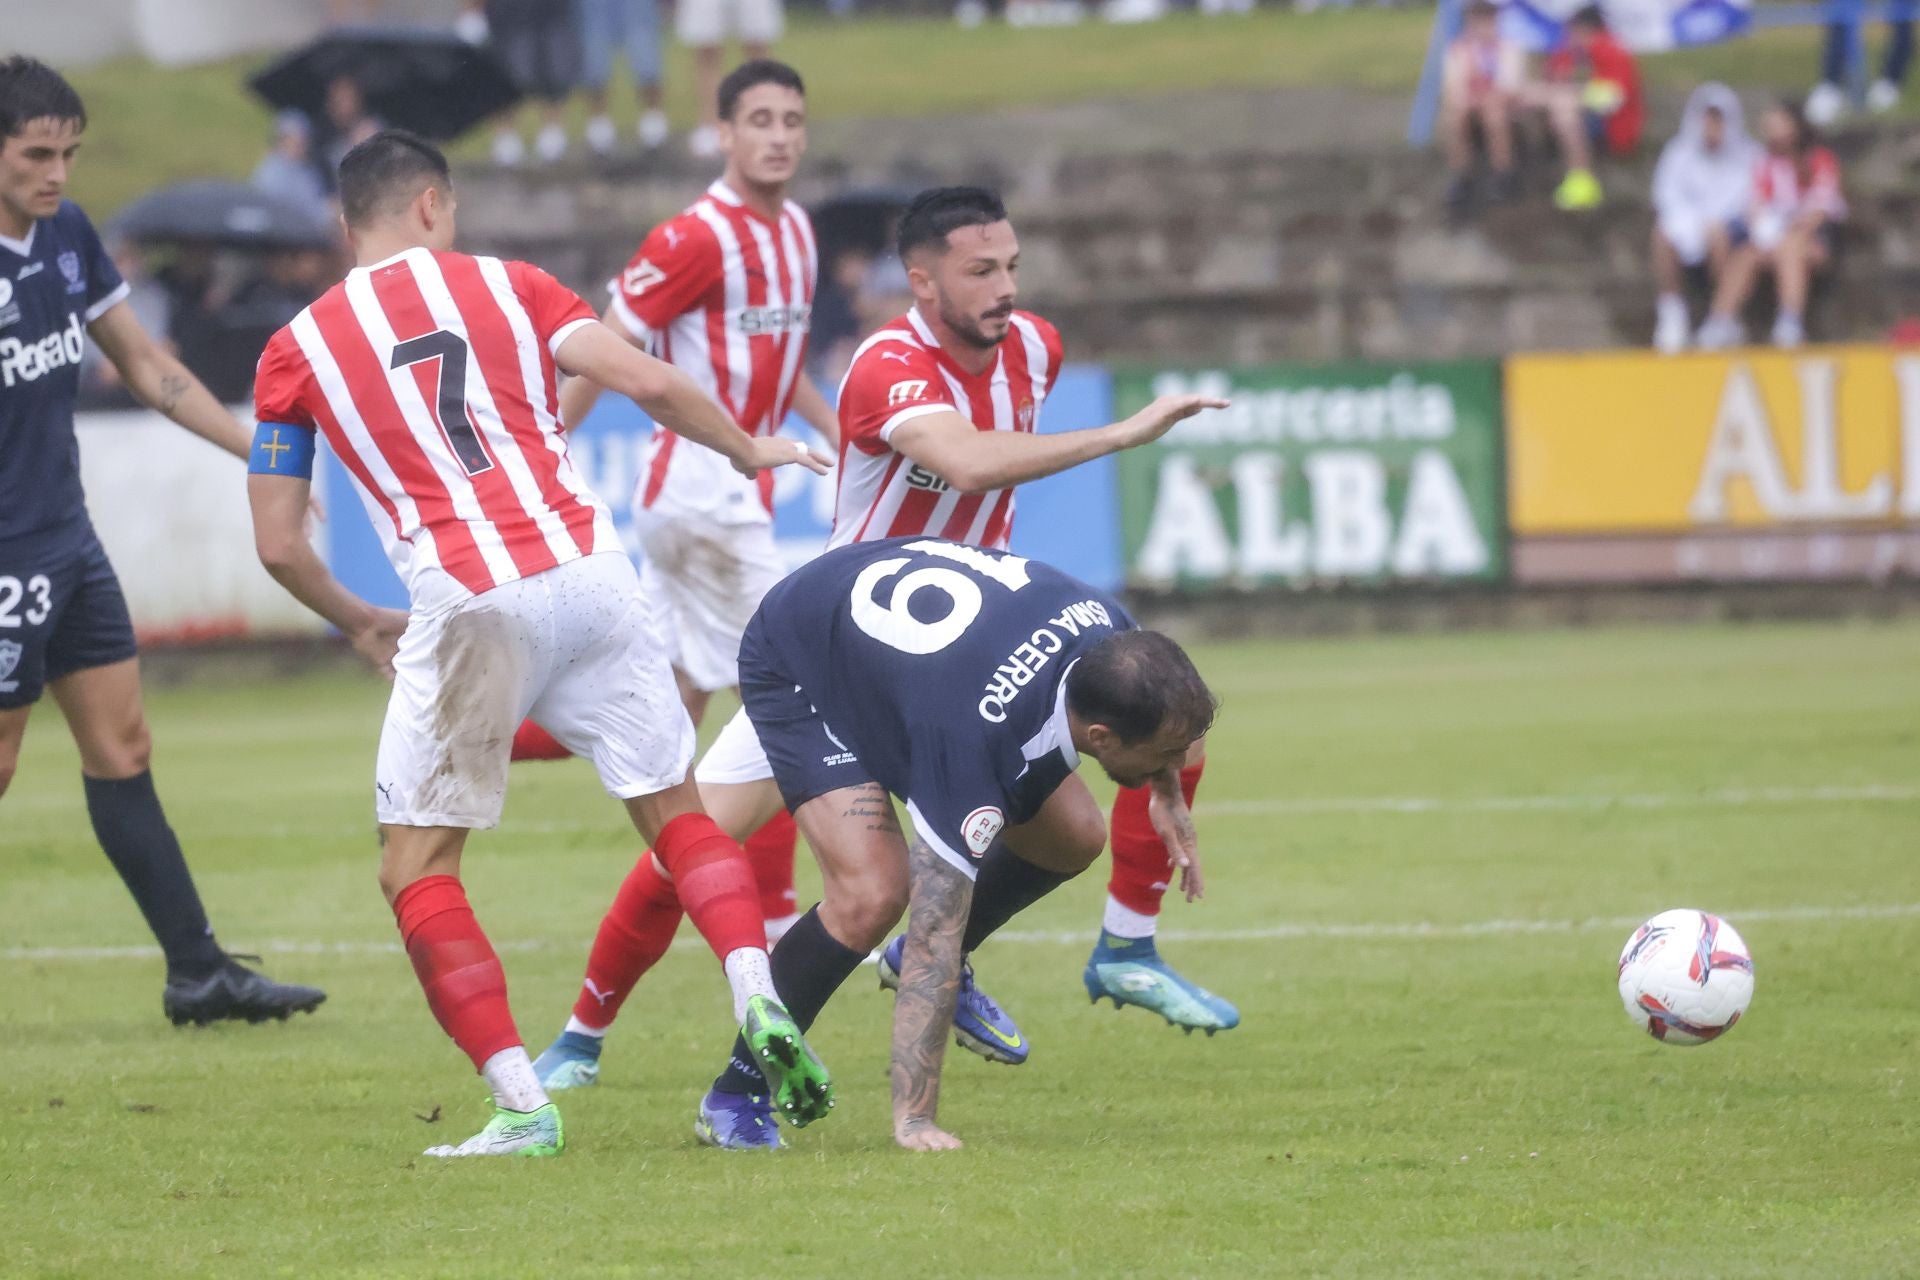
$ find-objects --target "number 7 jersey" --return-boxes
[747,536,1134,876]
[253,247,621,614]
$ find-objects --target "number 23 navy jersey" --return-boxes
[743,537,1135,875]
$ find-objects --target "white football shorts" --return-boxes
[693,704,777,787]
[675,0,783,47]
[635,510,787,695]
[375,551,695,828]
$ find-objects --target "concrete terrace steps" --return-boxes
[449,106,1920,362]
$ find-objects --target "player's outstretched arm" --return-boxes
[553,303,628,431]
[87,302,251,460]
[890,836,973,1152]
[888,393,1228,495]
[248,468,407,678]
[555,322,833,478]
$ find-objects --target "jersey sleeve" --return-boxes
[901,726,1013,881]
[252,326,317,430]
[1030,313,1066,398]
[607,215,721,343]
[837,339,956,457]
[66,202,130,323]
[505,259,598,357]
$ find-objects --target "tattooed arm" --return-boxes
[1148,764,1204,902]
[88,302,253,460]
[891,835,974,1151]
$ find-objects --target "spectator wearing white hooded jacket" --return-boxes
[1652,83,1757,353]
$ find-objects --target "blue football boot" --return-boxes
[533,1029,603,1092]
[693,1088,785,1151]
[877,935,1029,1065]
[1083,931,1240,1035]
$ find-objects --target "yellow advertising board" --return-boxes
[1506,346,1919,534]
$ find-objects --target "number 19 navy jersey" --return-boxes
[0,200,127,549]
[740,537,1135,876]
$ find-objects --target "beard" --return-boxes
[939,297,1012,350]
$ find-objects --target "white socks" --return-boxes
[723,947,777,1025]
[563,1015,608,1039]
[1102,895,1159,940]
[480,1046,549,1113]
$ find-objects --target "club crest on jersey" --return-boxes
[1016,397,1035,431]
[58,251,83,293]
[0,638,21,691]
[960,806,1005,857]
[0,276,15,329]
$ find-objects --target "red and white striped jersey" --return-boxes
[608,180,817,525]
[829,307,1063,551]
[254,246,620,616]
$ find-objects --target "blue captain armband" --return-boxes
[249,422,316,478]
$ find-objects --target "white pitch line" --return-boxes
[8,902,1919,964]
[1201,784,1920,817]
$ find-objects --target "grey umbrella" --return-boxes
[112,180,337,250]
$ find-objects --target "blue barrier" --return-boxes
[318,364,1127,612]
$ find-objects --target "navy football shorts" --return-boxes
[736,617,874,814]
[0,531,139,710]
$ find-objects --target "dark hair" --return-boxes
[1464,0,1500,21]
[338,129,451,228]
[0,56,86,139]
[1772,97,1816,151]
[718,59,805,121]
[1568,4,1606,30]
[896,186,1009,260]
[1067,630,1218,745]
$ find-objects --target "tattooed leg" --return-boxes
[890,836,974,1152]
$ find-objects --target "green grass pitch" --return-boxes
[3,620,1917,1278]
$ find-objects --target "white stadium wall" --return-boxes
[5,0,468,68]
[76,408,329,641]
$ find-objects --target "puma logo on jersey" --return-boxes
[663,226,685,250]
[887,379,929,406]
[880,350,913,365]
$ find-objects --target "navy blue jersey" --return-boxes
[0,200,127,547]
[751,537,1135,873]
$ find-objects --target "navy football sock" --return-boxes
[713,907,864,1097]
[960,845,1073,955]
[83,771,225,979]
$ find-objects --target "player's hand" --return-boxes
[733,436,834,479]
[351,607,409,681]
[1117,394,1229,450]
[895,1117,964,1151]
[1148,785,1204,902]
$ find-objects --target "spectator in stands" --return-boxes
[1519,5,1644,211]
[579,0,670,156]
[1650,83,1755,353]
[1697,102,1846,350]
[1439,0,1524,215]
[318,75,382,187]
[679,0,783,158]
[1806,0,1913,124]
[472,0,582,167]
[251,111,330,210]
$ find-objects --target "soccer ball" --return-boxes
[1616,909,1754,1045]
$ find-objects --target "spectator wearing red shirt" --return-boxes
[1519,5,1644,211]
[1697,101,1846,350]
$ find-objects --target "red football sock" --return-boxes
[1106,760,1207,917]
[743,811,799,922]
[655,813,766,963]
[571,852,684,1031]
[510,720,572,762]
[391,874,521,1071]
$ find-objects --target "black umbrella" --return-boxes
[809,186,920,261]
[112,180,337,250]
[249,25,520,142]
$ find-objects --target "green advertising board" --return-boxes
[1113,361,1507,589]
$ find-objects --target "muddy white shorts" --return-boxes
[635,511,787,695]
[675,0,783,46]
[375,551,695,829]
